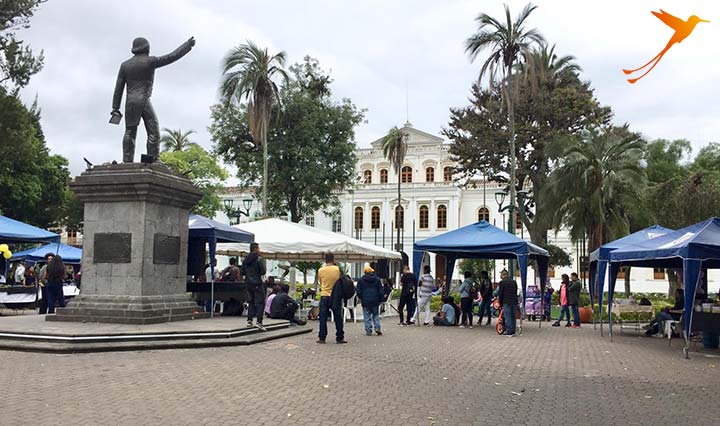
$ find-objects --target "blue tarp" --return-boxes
[607,217,720,349]
[188,214,254,317]
[10,243,82,264]
[413,220,549,311]
[588,225,672,331]
[0,215,60,244]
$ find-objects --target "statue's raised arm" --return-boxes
[109,36,195,163]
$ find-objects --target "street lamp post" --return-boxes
[495,188,529,278]
[223,198,253,225]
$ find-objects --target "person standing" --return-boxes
[552,275,572,327]
[568,272,582,328]
[242,243,267,331]
[205,258,219,282]
[477,271,493,325]
[356,264,383,336]
[37,253,54,315]
[496,270,519,336]
[45,255,67,314]
[24,266,36,287]
[458,271,474,328]
[317,253,346,344]
[220,258,241,282]
[14,261,26,285]
[398,265,416,326]
[412,265,435,326]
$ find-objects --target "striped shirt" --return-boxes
[418,273,435,296]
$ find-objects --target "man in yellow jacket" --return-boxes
[317,253,347,344]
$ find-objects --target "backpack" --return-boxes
[469,285,478,300]
[337,274,355,300]
[220,266,235,282]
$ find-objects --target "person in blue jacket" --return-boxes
[356,263,384,336]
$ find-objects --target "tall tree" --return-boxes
[692,142,720,173]
[0,0,45,90]
[465,3,544,237]
[160,128,195,152]
[543,126,646,253]
[159,144,228,218]
[381,126,409,253]
[212,57,364,223]
[220,41,288,216]
[0,89,69,228]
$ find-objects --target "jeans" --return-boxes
[570,304,580,326]
[433,315,452,326]
[460,297,473,326]
[362,305,381,334]
[38,285,48,314]
[46,282,66,314]
[398,295,416,323]
[272,304,302,325]
[318,296,344,342]
[478,299,492,324]
[558,305,571,323]
[412,294,432,324]
[503,304,517,335]
[246,284,266,323]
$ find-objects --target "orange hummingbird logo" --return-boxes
[623,10,709,84]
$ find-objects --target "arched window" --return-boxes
[478,207,490,222]
[443,166,453,182]
[401,166,413,183]
[425,167,435,182]
[419,205,429,229]
[515,210,522,231]
[363,169,372,184]
[395,205,404,229]
[371,206,380,229]
[380,169,388,184]
[437,205,447,229]
[354,207,363,230]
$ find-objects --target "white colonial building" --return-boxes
[216,123,719,294]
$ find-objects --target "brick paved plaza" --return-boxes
[1,318,719,426]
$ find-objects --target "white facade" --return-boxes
[217,123,719,294]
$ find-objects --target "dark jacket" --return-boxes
[270,292,297,318]
[567,279,582,305]
[400,272,416,299]
[356,272,383,307]
[112,40,193,126]
[479,278,493,300]
[242,253,266,285]
[497,277,519,307]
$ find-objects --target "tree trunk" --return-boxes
[262,131,268,216]
[624,266,631,297]
[397,168,401,254]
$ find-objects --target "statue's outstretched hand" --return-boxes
[187,37,196,47]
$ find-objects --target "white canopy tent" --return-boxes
[216,218,401,262]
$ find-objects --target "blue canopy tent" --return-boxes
[1,215,61,277]
[0,215,60,244]
[188,214,254,317]
[10,243,82,264]
[608,217,720,356]
[413,221,549,331]
[588,225,672,335]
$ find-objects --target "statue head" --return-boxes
[131,37,150,55]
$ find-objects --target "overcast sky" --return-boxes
[17,0,720,177]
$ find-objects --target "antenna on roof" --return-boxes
[404,78,412,127]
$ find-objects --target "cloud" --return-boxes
[15,0,720,177]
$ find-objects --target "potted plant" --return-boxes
[578,293,593,323]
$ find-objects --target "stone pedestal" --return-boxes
[49,163,206,324]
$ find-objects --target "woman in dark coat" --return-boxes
[46,255,67,314]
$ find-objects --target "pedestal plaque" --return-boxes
[49,163,206,324]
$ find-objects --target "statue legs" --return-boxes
[121,101,160,163]
[142,101,160,161]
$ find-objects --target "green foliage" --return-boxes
[691,142,720,173]
[457,258,495,280]
[542,126,646,251]
[543,243,571,268]
[381,127,409,174]
[211,56,364,222]
[161,128,195,152]
[644,139,691,184]
[0,89,69,228]
[0,0,45,90]
[648,170,720,230]
[159,144,228,218]
[60,188,83,232]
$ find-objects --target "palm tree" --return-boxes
[161,128,195,152]
[220,41,288,215]
[544,127,646,253]
[518,43,581,90]
[381,126,409,255]
[465,3,544,237]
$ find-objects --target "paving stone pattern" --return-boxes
[1,320,718,425]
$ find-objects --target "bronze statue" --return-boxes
[110,37,195,162]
